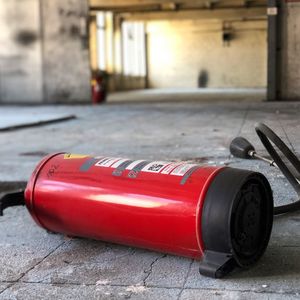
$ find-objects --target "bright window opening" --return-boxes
[122,22,146,77]
[97,12,106,71]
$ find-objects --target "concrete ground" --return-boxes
[108,88,266,103]
[0,98,300,299]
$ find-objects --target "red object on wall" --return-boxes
[24,153,273,278]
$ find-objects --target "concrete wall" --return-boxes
[0,0,43,102]
[41,0,91,102]
[281,2,300,100]
[146,19,267,89]
[0,0,90,103]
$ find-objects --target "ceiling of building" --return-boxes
[89,0,267,13]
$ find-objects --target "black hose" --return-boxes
[255,123,300,215]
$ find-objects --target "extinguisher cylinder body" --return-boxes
[25,153,273,278]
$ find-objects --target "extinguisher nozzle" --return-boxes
[230,137,256,159]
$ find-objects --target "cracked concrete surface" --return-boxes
[0,99,300,299]
[0,286,9,295]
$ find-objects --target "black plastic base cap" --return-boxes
[199,168,273,278]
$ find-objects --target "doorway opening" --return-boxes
[89,1,267,102]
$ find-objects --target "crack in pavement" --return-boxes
[1,280,300,297]
[143,254,167,287]
[117,253,168,300]
[0,240,66,296]
[176,259,193,300]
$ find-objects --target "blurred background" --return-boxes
[0,0,297,104]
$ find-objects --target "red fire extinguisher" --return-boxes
[1,123,299,278]
[91,70,107,104]
[23,153,273,278]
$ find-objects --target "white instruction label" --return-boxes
[142,161,170,173]
[170,164,197,176]
[111,158,129,168]
[161,162,184,174]
[95,157,121,168]
[126,160,146,170]
[93,156,199,179]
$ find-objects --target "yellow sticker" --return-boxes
[64,154,88,160]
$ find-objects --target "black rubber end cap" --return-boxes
[199,168,273,278]
[230,137,255,159]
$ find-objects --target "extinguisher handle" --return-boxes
[0,190,25,216]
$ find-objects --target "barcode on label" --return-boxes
[142,161,170,173]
